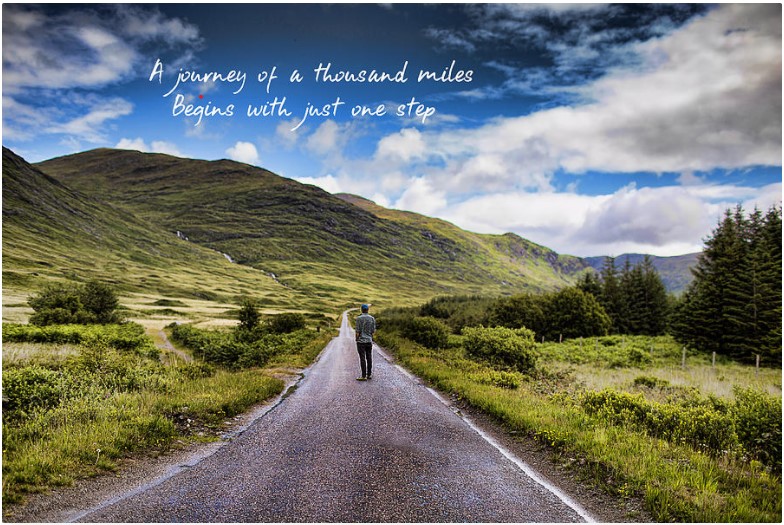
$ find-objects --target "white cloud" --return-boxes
[275,119,301,149]
[433,181,781,257]
[294,174,343,194]
[2,4,201,145]
[393,178,448,217]
[578,186,713,247]
[2,4,201,92]
[115,137,148,151]
[374,128,427,163]
[377,4,780,198]
[225,141,260,165]
[306,120,344,156]
[46,98,133,143]
[115,137,183,156]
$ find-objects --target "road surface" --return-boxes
[76,313,592,522]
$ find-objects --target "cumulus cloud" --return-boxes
[578,186,712,246]
[435,181,781,257]
[115,137,183,156]
[46,98,133,143]
[374,128,427,163]
[294,174,343,194]
[226,141,260,165]
[305,120,345,156]
[393,178,448,217]
[275,119,301,149]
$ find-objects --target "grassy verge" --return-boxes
[2,322,336,506]
[376,331,782,522]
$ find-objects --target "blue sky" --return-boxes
[3,3,781,257]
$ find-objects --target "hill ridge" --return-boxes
[3,147,697,314]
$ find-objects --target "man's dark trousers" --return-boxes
[356,342,372,378]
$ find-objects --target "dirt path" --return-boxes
[157,327,192,363]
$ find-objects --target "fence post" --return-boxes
[559,333,563,343]
[756,354,760,376]
[681,347,686,370]
[712,351,716,368]
[542,335,545,344]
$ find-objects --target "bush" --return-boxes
[28,280,122,326]
[634,375,671,389]
[176,362,216,380]
[401,316,450,349]
[580,389,740,456]
[169,322,315,369]
[2,365,67,420]
[80,280,121,324]
[462,326,537,372]
[542,287,611,341]
[732,387,782,471]
[468,369,522,389]
[2,323,159,359]
[268,313,306,334]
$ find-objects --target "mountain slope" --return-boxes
[35,148,591,304]
[335,193,585,287]
[2,147,308,313]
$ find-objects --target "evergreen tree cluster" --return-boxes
[672,205,782,365]
[577,255,670,336]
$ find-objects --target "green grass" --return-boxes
[537,335,782,399]
[2,342,81,367]
[2,369,284,504]
[1,318,336,507]
[377,331,782,522]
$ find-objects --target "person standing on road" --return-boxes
[355,304,376,381]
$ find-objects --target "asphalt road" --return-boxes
[77,313,592,522]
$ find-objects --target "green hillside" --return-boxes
[32,148,589,305]
[1,147,314,320]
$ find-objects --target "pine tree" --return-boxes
[756,207,782,363]
[576,271,602,298]
[722,206,754,357]
[637,256,669,335]
[599,257,627,334]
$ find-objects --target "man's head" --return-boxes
[361,304,369,313]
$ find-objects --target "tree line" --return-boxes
[399,204,781,367]
[671,205,781,365]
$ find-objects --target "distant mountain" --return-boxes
[583,253,699,294]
